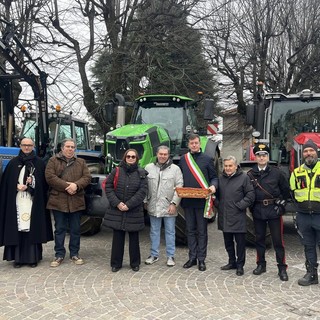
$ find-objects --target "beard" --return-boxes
[304,156,318,166]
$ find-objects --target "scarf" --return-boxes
[18,150,36,185]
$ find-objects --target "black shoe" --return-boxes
[112,266,121,272]
[132,266,139,272]
[236,267,244,276]
[183,259,197,269]
[221,263,237,270]
[253,265,266,275]
[198,261,206,271]
[29,263,37,268]
[278,269,288,281]
[13,262,21,268]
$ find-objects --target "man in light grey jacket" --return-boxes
[144,146,183,267]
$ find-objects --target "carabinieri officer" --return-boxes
[247,143,290,281]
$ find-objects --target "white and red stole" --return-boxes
[16,165,33,231]
[185,152,214,218]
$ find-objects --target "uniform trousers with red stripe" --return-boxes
[253,216,287,268]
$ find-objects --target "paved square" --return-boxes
[0,216,319,319]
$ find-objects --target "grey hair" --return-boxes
[157,145,170,153]
[61,138,77,149]
[223,155,238,165]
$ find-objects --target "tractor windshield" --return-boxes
[21,118,88,150]
[134,105,184,141]
[270,99,320,163]
[21,119,37,141]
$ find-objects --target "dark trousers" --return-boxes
[111,229,140,268]
[296,212,320,267]
[184,207,208,261]
[53,210,82,258]
[253,216,286,267]
[223,232,246,268]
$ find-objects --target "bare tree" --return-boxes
[28,0,148,131]
[203,0,320,113]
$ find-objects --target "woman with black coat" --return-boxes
[105,149,148,272]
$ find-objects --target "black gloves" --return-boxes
[274,199,286,216]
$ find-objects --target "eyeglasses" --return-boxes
[126,155,136,159]
[21,144,34,147]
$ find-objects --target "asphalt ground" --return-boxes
[0,215,319,320]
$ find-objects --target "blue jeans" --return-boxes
[53,210,82,258]
[149,215,176,258]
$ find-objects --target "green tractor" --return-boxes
[87,94,222,243]
[104,94,222,170]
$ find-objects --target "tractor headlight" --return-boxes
[106,134,117,141]
[131,134,147,142]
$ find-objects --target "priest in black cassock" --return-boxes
[0,137,53,268]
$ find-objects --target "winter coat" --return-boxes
[179,151,218,208]
[248,164,290,220]
[216,168,255,233]
[104,162,148,232]
[0,151,53,246]
[145,160,183,217]
[45,153,91,213]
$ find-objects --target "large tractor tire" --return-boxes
[81,175,107,236]
[246,210,272,247]
[80,216,102,236]
[175,206,187,246]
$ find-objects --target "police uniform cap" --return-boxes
[253,143,270,155]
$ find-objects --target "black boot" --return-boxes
[298,261,318,286]
[278,265,288,281]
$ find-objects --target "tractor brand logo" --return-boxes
[120,142,127,151]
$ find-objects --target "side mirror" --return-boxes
[203,99,215,120]
[246,104,255,125]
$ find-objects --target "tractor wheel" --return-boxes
[246,210,272,247]
[175,206,188,246]
[80,216,102,236]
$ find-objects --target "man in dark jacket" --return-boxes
[216,156,255,276]
[45,138,91,267]
[0,138,53,268]
[248,143,290,281]
[179,133,218,271]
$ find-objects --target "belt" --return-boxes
[257,199,276,206]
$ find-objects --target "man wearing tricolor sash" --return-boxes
[179,134,218,271]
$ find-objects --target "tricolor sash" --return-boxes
[185,153,214,218]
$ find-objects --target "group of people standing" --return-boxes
[0,134,319,288]
[0,137,91,268]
